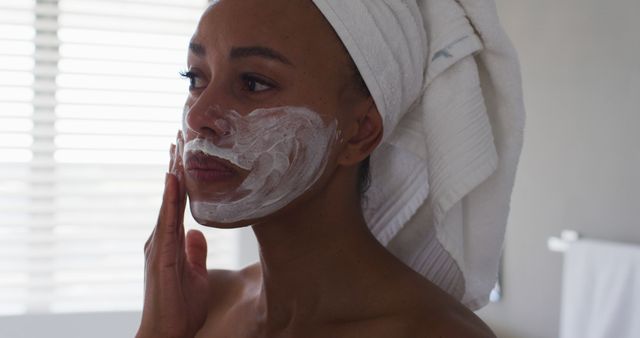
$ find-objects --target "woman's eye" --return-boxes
[242,74,273,93]
[179,70,205,90]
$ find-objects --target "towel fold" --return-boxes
[311,0,525,309]
[560,239,640,338]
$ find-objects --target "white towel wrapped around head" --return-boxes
[311,0,526,310]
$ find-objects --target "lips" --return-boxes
[184,152,238,182]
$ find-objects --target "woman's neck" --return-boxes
[249,168,396,334]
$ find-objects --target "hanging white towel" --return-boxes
[560,239,640,338]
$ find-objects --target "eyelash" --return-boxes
[179,70,275,93]
[179,70,199,90]
[241,74,274,93]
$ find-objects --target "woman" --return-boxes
[137,0,524,337]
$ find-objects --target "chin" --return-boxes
[189,198,301,229]
[186,172,325,229]
[191,213,254,229]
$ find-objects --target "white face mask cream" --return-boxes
[182,105,338,224]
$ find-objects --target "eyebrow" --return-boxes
[188,42,294,67]
[189,42,206,56]
[230,46,294,67]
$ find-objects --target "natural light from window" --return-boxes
[0,0,241,316]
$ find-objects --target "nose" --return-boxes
[183,103,234,142]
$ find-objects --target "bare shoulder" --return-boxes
[329,309,494,338]
[204,262,260,310]
[195,263,261,337]
[332,306,494,338]
[414,306,496,338]
[399,287,495,338]
[349,277,495,338]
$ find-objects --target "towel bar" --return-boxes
[548,230,580,252]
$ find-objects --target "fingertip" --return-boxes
[166,171,177,184]
[177,140,184,159]
[169,143,176,172]
[186,228,205,241]
[186,229,208,271]
[186,229,207,254]
[165,171,177,182]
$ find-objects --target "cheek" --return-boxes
[185,105,339,224]
[181,103,192,139]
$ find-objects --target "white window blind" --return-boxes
[0,0,241,315]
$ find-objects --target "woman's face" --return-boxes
[181,0,367,227]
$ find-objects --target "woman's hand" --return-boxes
[137,132,210,338]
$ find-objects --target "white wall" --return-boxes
[477,0,640,337]
[0,312,141,338]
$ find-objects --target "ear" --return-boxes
[338,98,383,166]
